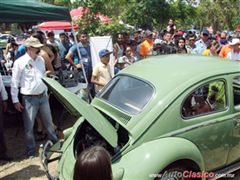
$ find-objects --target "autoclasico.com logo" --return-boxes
[149,170,235,179]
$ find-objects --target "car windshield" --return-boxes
[98,75,154,115]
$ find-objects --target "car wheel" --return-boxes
[156,166,193,180]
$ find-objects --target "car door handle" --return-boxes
[233,118,240,127]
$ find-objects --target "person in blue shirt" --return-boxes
[58,32,72,65]
[65,31,95,98]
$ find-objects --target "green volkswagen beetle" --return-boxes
[40,55,240,180]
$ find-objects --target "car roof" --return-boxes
[121,54,240,91]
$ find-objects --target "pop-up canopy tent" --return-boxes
[0,0,88,86]
[0,0,89,89]
[0,0,71,22]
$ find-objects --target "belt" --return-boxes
[22,91,45,97]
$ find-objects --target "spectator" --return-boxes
[58,32,72,65]
[218,31,229,47]
[32,31,55,75]
[91,49,112,93]
[185,36,196,54]
[219,43,231,58]
[65,31,92,79]
[139,30,154,58]
[47,44,62,71]
[0,74,12,161]
[46,31,60,52]
[160,31,177,54]
[117,46,136,70]
[176,37,187,54]
[123,32,131,46]
[73,146,112,180]
[65,31,94,98]
[131,31,141,45]
[226,38,240,61]
[113,33,125,66]
[5,36,17,59]
[166,19,177,36]
[16,43,27,59]
[202,40,220,56]
[4,42,18,75]
[193,29,211,55]
[11,37,58,158]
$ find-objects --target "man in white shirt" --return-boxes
[11,37,58,157]
[0,74,12,161]
[193,29,211,55]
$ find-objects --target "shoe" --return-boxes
[0,154,13,161]
[27,150,36,159]
[55,127,64,140]
[36,131,47,141]
[27,155,35,159]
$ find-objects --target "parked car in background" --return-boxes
[40,55,240,180]
[15,35,27,46]
[0,34,15,49]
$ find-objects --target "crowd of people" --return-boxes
[1,18,240,178]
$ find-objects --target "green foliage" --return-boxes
[40,0,240,32]
[74,1,128,37]
[194,0,239,31]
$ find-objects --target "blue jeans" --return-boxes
[22,94,58,156]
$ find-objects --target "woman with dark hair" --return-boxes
[46,44,62,71]
[176,37,187,54]
[73,146,112,180]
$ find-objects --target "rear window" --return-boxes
[98,75,154,115]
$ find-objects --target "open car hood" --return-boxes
[42,77,118,148]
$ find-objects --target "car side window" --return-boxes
[182,80,226,118]
[233,76,240,106]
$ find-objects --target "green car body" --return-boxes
[41,55,240,180]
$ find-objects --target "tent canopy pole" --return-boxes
[71,22,88,85]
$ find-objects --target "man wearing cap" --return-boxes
[192,29,211,55]
[139,30,154,59]
[11,37,58,157]
[91,49,112,93]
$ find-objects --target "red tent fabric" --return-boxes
[236,25,240,32]
[70,7,111,23]
[37,21,78,30]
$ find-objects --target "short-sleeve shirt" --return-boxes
[92,62,112,92]
[227,51,240,61]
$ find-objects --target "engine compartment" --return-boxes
[73,120,129,158]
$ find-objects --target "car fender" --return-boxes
[112,137,205,180]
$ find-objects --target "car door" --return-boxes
[176,78,232,171]
[226,74,240,164]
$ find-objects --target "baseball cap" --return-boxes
[202,29,210,36]
[99,49,112,58]
[145,30,153,37]
[25,37,43,48]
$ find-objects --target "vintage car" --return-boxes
[40,55,240,180]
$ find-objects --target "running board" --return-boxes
[210,161,240,179]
